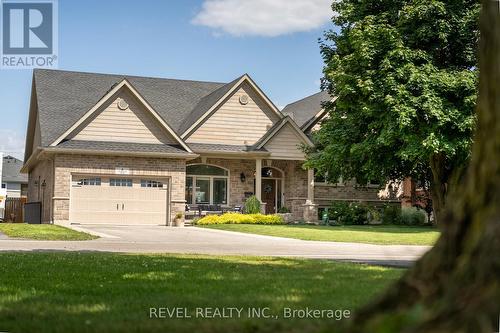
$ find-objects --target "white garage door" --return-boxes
[70,176,169,225]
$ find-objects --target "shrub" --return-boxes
[367,206,382,223]
[400,207,427,226]
[382,205,402,225]
[278,206,290,213]
[244,196,261,214]
[196,213,284,225]
[328,201,350,223]
[328,201,369,225]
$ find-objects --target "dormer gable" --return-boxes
[183,74,283,146]
[50,79,192,152]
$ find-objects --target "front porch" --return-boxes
[185,157,318,221]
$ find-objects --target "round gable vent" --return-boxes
[239,94,249,105]
[117,98,129,110]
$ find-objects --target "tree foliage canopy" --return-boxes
[341,2,499,331]
[306,0,480,189]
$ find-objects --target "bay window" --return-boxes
[185,164,228,205]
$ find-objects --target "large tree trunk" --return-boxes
[342,2,500,332]
[429,153,447,224]
[429,154,466,225]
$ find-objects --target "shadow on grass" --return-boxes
[0,252,402,333]
[274,224,438,234]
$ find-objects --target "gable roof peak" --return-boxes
[180,73,284,138]
[49,78,193,153]
[253,115,313,150]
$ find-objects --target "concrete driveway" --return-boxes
[0,224,431,267]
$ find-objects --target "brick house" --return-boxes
[22,69,398,225]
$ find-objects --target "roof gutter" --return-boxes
[190,149,271,158]
[20,147,43,173]
[21,147,199,173]
[43,147,199,159]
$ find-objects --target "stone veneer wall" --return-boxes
[314,180,399,208]
[51,154,186,223]
[30,153,400,224]
[27,158,54,223]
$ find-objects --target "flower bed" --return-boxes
[195,213,284,225]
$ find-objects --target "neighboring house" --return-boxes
[22,69,398,225]
[1,155,28,198]
[282,91,400,209]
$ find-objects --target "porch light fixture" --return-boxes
[240,172,246,183]
[41,180,46,188]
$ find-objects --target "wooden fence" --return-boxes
[4,197,27,222]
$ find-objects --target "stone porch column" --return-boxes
[255,159,262,201]
[307,168,314,204]
[255,159,266,213]
[303,168,318,222]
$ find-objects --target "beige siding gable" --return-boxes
[70,90,177,145]
[264,123,306,160]
[32,114,41,152]
[186,82,280,145]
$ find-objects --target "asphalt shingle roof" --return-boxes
[55,140,189,155]
[2,155,28,183]
[281,91,332,128]
[33,69,326,157]
[34,69,227,147]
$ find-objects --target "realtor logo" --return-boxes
[1,0,58,68]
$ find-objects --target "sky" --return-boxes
[0,0,335,159]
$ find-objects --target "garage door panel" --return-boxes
[70,176,169,225]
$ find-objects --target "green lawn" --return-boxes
[200,224,439,245]
[0,223,97,241]
[0,252,402,333]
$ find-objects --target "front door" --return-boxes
[261,179,276,214]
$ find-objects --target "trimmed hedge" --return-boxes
[195,213,284,225]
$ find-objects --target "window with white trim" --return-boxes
[75,177,101,186]
[140,180,163,188]
[110,178,132,187]
[186,165,228,205]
